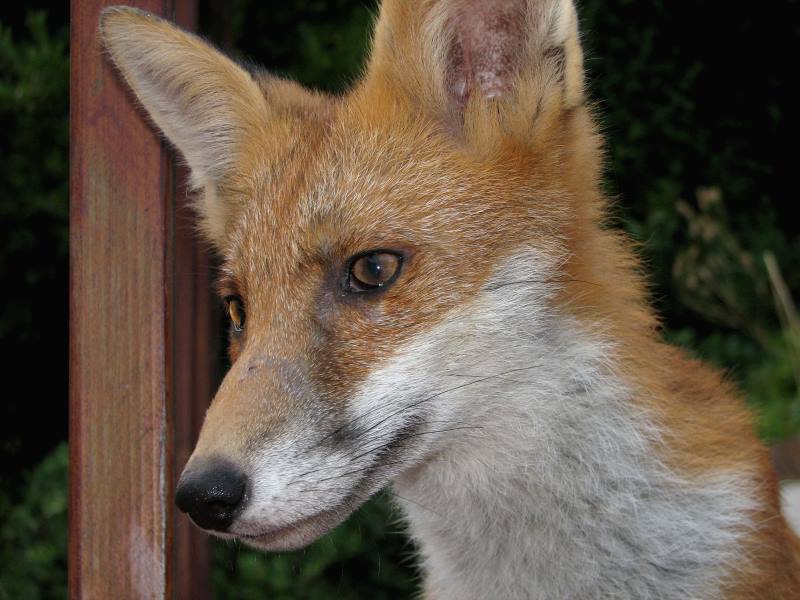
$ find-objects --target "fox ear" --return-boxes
[364,0,584,141]
[100,6,271,246]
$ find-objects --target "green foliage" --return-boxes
[0,10,68,599]
[201,0,376,93]
[747,332,800,442]
[0,10,69,335]
[0,10,68,470]
[0,443,68,600]
[670,187,800,442]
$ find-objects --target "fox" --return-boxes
[100,1,800,598]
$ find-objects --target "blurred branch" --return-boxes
[764,251,800,399]
[673,187,771,347]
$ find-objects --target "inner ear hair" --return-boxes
[448,0,526,106]
[365,0,585,143]
[452,0,583,106]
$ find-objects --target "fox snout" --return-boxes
[173,349,339,547]
[175,459,248,533]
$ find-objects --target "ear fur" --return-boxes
[364,0,584,144]
[100,6,272,246]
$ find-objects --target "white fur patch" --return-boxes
[234,419,370,536]
[349,250,758,600]
[781,481,800,535]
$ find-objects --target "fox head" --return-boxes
[101,0,613,550]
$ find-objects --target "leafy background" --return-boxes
[1,1,798,597]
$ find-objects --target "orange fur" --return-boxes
[101,2,800,596]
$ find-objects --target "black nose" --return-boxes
[175,460,248,532]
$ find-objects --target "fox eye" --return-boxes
[224,296,245,332]
[347,251,403,293]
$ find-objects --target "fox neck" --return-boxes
[383,255,755,600]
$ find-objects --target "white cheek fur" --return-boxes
[350,249,758,600]
[236,249,758,599]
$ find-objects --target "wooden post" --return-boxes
[171,4,217,592]
[70,1,211,598]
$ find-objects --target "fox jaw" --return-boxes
[101,1,797,598]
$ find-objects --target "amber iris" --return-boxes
[349,252,402,291]
[225,296,245,331]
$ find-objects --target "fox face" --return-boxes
[101,0,600,551]
[100,3,800,597]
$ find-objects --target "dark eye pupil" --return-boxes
[349,251,402,291]
[365,256,383,279]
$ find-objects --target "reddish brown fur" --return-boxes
[101,2,800,595]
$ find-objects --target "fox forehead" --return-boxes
[225,96,569,289]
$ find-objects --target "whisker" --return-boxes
[304,363,541,456]
[290,486,449,525]
[485,276,600,292]
[350,425,483,464]
[345,418,481,456]
[289,418,477,482]
[303,426,484,487]
[321,363,543,454]
[393,492,448,522]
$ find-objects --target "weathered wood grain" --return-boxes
[172,191,215,599]
[70,1,210,598]
[168,4,216,598]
